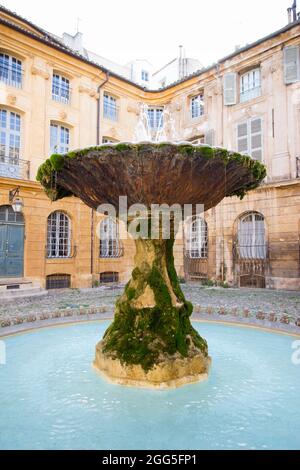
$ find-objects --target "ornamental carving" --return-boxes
[7,94,16,105]
[31,66,50,80]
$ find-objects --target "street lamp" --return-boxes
[9,187,24,213]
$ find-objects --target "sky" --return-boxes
[1,0,295,69]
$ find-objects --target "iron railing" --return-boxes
[0,156,30,180]
[99,242,124,259]
[0,66,23,88]
[46,244,77,259]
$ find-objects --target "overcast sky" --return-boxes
[1,0,294,69]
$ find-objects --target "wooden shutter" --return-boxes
[283,46,300,84]
[223,72,237,105]
[250,118,262,161]
[205,129,215,146]
[237,122,248,154]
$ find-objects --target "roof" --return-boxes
[0,4,300,92]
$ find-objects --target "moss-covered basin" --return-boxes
[37,142,266,211]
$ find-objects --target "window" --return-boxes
[189,136,205,145]
[185,216,208,259]
[0,53,22,88]
[46,274,71,290]
[141,70,149,82]
[47,211,71,258]
[237,117,263,161]
[283,45,300,84]
[147,107,164,130]
[99,217,122,258]
[52,74,70,104]
[240,68,261,103]
[103,94,118,121]
[50,123,69,154]
[237,212,266,259]
[0,109,21,164]
[102,137,119,144]
[100,272,119,284]
[191,94,204,118]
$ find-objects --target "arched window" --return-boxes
[238,212,266,259]
[185,216,208,259]
[47,211,71,258]
[0,53,22,88]
[99,217,121,258]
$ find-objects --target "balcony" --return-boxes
[0,66,23,88]
[297,157,300,178]
[0,156,30,180]
[240,86,261,103]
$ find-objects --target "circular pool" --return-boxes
[0,321,299,450]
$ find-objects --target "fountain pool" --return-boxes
[0,321,299,450]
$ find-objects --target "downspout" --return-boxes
[91,72,110,280]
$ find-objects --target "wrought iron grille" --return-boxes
[99,272,119,284]
[46,274,71,290]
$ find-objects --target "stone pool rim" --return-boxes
[1,316,299,340]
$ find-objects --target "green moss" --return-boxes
[50,153,65,171]
[102,236,208,372]
[199,146,214,158]
[115,143,131,152]
[126,286,136,301]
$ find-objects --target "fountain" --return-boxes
[37,143,266,388]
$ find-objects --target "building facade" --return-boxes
[0,5,299,291]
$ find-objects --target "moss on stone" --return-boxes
[102,234,208,372]
[49,153,65,171]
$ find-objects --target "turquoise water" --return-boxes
[0,321,299,450]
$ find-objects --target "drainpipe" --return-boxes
[96,72,110,146]
[90,72,110,280]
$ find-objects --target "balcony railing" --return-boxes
[296,157,300,178]
[46,244,77,259]
[103,103,118,121]
[99,242,124,258]
[0,156,30,180]
[0,66,23,88]
[240,86,261,103]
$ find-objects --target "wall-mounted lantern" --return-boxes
[9,187,24,213]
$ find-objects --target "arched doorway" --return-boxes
[0,205,24,277]
[234,211,267,288]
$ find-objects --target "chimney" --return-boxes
[178,45,183,79]
[292,0,297,21]
[287,7,292,23]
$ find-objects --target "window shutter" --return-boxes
[223,72,237,105]
[237,122,248,154]
[250,118,262,161]
[205,129,215,146]
[283,46,300,84]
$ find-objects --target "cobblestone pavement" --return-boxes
[1,284,299,320]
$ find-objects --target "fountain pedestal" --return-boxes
[93,235,211,389]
